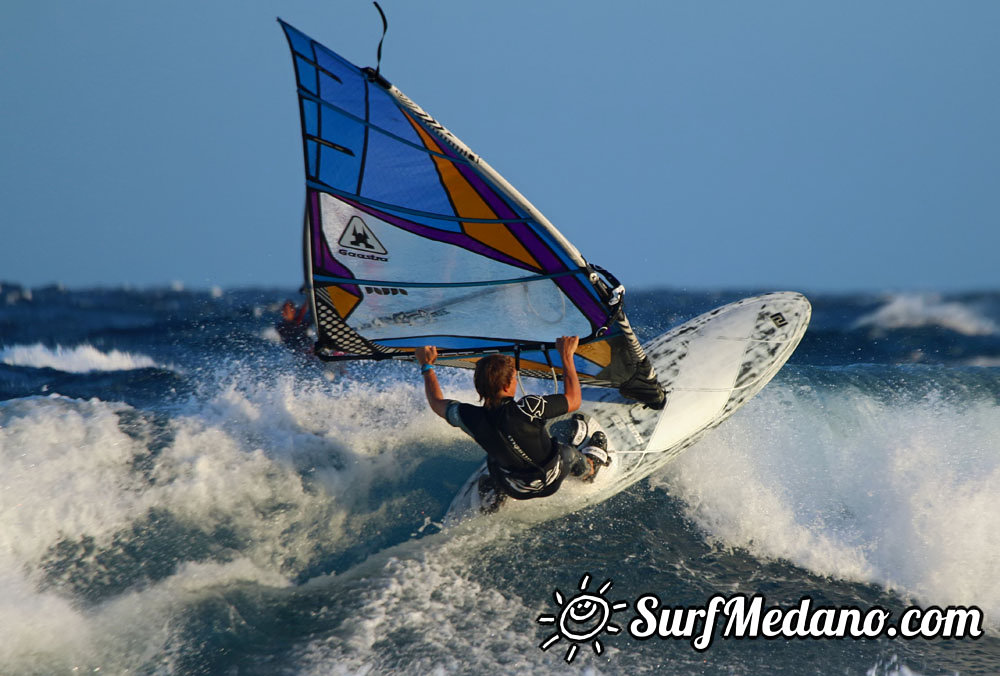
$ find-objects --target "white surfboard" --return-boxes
[445,292,811,524]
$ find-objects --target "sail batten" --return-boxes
[281,18,665,407]
[306,180,533,224]
[296,89,472,168]
[313,270,584,289]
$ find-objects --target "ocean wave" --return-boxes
[852,294,998,336]
[291,544,552,675]
[964,356,1000,368]
[0,371,474,671]
[1,355,994,672]
[0,343,162,373]
[653,373,1000,628]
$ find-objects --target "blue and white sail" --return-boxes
[280,19,664,407]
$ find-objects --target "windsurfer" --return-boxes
[276,299,311,354]
[416,336,608,502]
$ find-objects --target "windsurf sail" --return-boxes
[279,19,665,408]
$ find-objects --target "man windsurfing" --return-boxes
[275,299,311,353]
[415,336,609,506]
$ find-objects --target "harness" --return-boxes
[482,404,563,499]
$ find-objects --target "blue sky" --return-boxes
[2,1,998,292]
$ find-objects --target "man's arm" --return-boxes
[556,335,582,412]
[295,300,309,323]
[415,345,449,419]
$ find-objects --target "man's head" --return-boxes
[281,301,296,321]
[474,354,517,408]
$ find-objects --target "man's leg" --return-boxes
[558,442,595,479]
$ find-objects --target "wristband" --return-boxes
[421,363,435,374]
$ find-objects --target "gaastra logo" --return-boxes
[338,216,388,262]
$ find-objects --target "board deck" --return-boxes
[444,292,811,524]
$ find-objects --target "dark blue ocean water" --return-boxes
[2,281,999,674]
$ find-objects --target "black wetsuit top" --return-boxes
[276,319,310,353]
[446,394,569,499]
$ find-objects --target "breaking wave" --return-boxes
[0,343,162,373]
[654,368,1000,629]
[852,294,998,336]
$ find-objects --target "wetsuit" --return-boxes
[446,394,586,499]
[276,318,310,353]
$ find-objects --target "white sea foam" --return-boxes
[853,293,998,336]
[0,555,287,674]
[866,656,926,676]
[0,372,471,672]
[291,533,600,676]
[0,342,161,373]
[965,356,1000,368]
[261,326,282,343]
[3,287,32,304]
[652,380,1000,628]
[4,361,994,671]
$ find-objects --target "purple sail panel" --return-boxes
[348,195,606,328]
[403,142,608,327]
[448,150,583,279]
[555,274,609,328]
[454,161,520,221]
[340,197,539,273]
